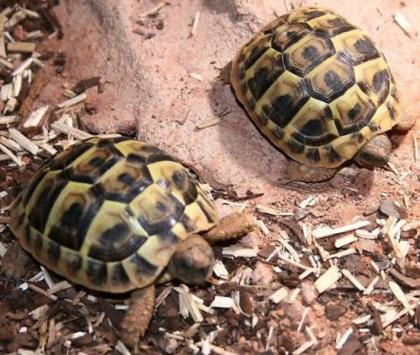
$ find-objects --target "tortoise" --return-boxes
[9,136,255,348]
[225,7,414,181]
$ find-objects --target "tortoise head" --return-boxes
[168,235,214,284]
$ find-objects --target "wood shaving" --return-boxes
[256,204,294,217]
[210,296,236,309]
[23,105,49,128]
[174,285,203,322]
[47,280,72,294]
[334,234,357,248]
[8,128,39,155]
[115,340,132,355]
[389,281,415,316]
[56,92,87,109]
[314,265,342,294]
[213,259,229,280]
[0,141,23,165]
[51,121,92,140]
[222,246,259,258]
[341,268,365,291]
[393,11,414,38]
[313,220,370,239]
[195,118,222,130]
[190,11,201,36]
[139,1,168,18]
[268,287,289,304]
[336,327,353,349]
[363,276,380,295]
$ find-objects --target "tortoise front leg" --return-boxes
[353,134,392,168]
[204,212,256,243]
[119,284,155,350]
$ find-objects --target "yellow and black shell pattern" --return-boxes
[230,7,401,168]
[10,137,219,293]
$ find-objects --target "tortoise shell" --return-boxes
[230,7,401,168]
[9,137,219,293]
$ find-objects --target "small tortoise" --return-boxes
[227,7,414,181]
[9,137,255,348]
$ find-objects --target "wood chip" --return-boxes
[51,121,92,140]
[314,265,342,294]
[222,247,259,258]
[210,296,235,309]
[313,220,370,239]
[29,304,50,320]
[25,30,44,40]
[381,302,420,328]
[326,248,356,260]
[0,115,19,125]
[23,105,49,128]
[8,128,40,155]
[393,11,414,38]
[155,286,173,309]
[336,328,353,349]
[174,286,203,322]
[7,41,36,53]
[341,269,365,291]
[48,280,72,294]
[355,228,380,239]
[56,93,87,109]
[335,234,357,248]
[194,342,237,355]
[256,204,294,217]
[0,141,23,165]
[190,72,203,81]
[268,287,289,304]
[0,136,23,152]
[0,57,14,69]
[297,307,310,332]
[389,281,415,316]
[352,314,371,325]
[363,276,380,295]
[139,1,167,18]
[298,196,317,209]
[28,284,57,301]
[293,339,315,355]
[0,14,6,58]
[195,118,221,130]
[213,259,229,280]
[190,11,200,36]
[115,340,132,355]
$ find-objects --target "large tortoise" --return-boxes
[227,7,414,181]
[9,137,255,348]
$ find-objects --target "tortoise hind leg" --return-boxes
[218,61,232,85]
[119,284,155,350]
[204,212,255,243]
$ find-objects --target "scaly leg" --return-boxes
[204,212,255,243]
[119,284,155,350]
